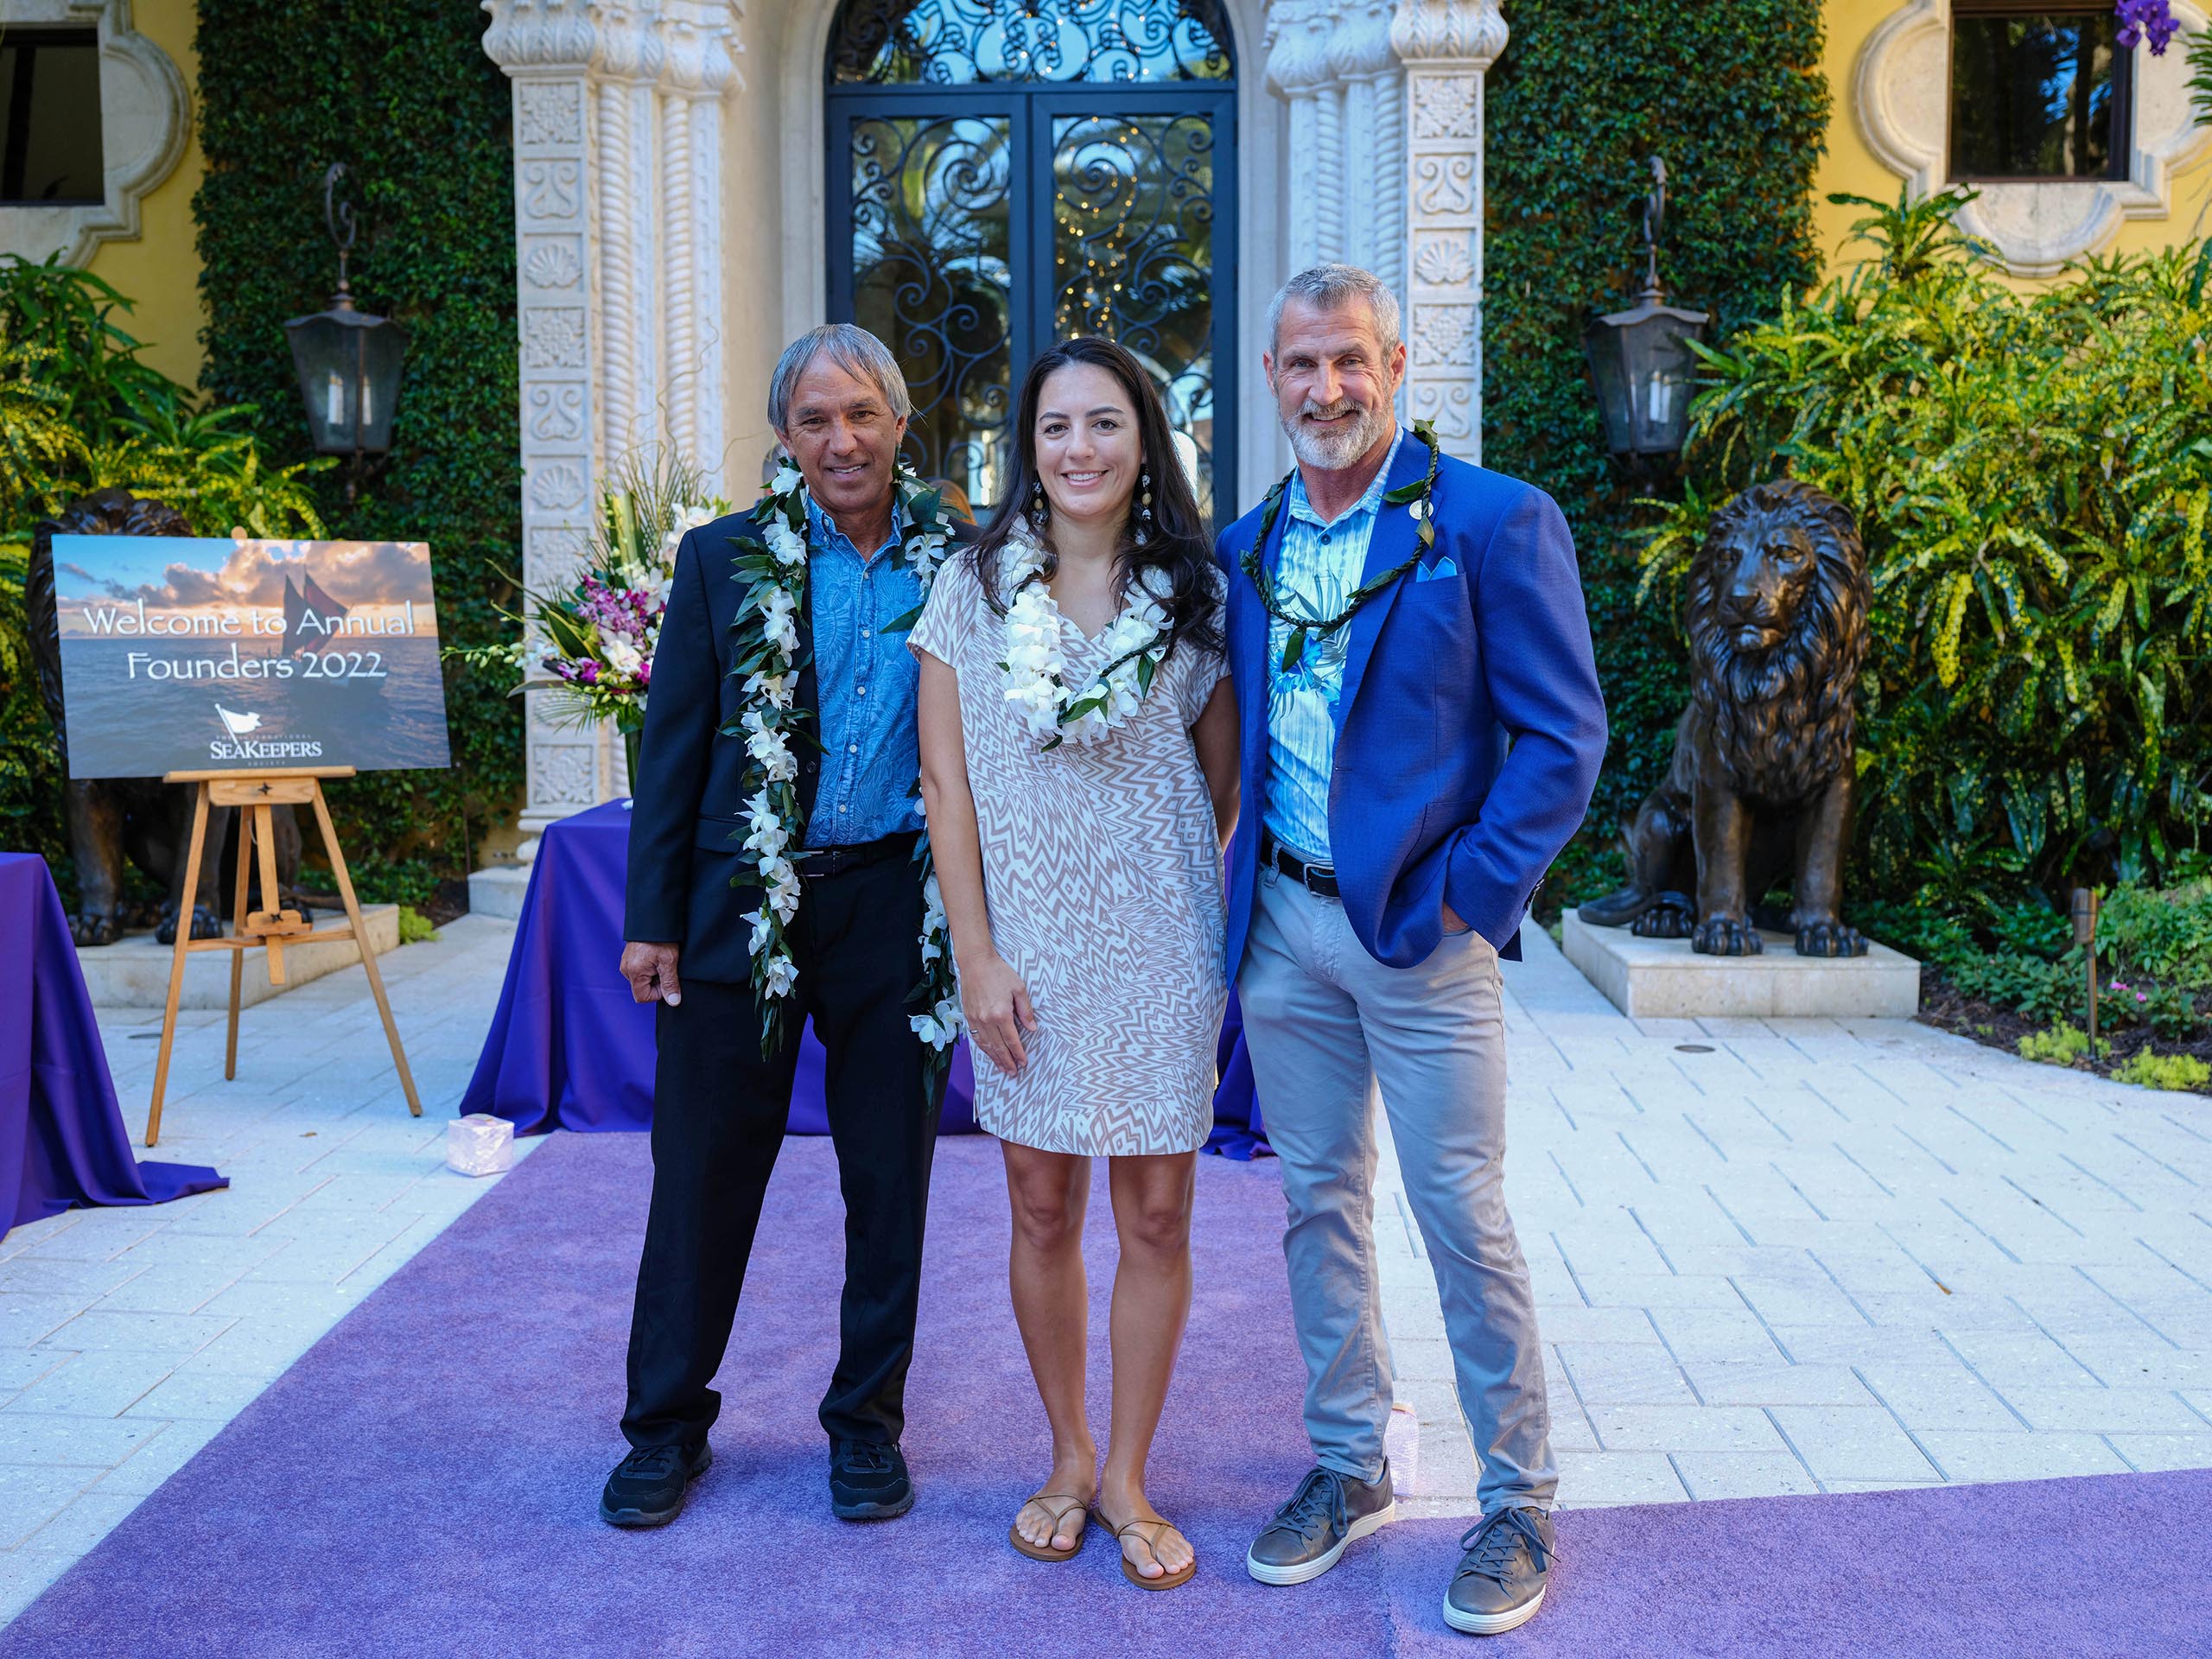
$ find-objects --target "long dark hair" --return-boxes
[972,336,1222,659]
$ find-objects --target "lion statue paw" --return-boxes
[1692,915,1764,957]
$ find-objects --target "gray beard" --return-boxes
[1281,401,1395,472]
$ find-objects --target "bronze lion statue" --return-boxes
[1580,479,1872,957]
[24,489,303,945]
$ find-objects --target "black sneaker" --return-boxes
[599,1440,711,1528]
[830,1439,914,1521]
[1444,1505,1554,1636]
[1245,1462,1395,1586]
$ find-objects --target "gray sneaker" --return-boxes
[1246,1463,1396,1586]
[1444,1505,1554,1635]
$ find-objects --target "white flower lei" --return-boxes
[998,518,1175,752]
[721,458,961,1077]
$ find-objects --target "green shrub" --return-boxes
[1483,0,1829,912]
[396,905,441,946]
[2113,1049,2211,1092]
[2018,1024,2097,1066]
[1643,193,2212,907]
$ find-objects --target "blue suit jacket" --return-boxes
[1216,438,1607,974]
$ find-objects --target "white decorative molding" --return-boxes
[1856,0,2212,277]
[1391,0,1504,462]
[483,0,744,848]
[0,1,189,267]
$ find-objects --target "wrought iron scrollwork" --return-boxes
[1052,113,1217,517]
[830,0,1234,85]
[849,116,1016,506]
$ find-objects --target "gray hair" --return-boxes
[1266,264,1402,358]
[766,323,912,435]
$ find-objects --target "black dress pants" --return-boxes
[620,851,938,1450]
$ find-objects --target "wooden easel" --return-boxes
[144,766,422,1146]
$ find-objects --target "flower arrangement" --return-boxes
[448,450,728,789]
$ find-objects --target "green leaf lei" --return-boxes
[718,459,962,1093]
[1239,418,1443,673]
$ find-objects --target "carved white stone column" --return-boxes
[1266,1,1342,273]
[658,3,739,489]
[1391,0,1506,463]
[483,1,610,859]
[480,3,743,876]
[1329,3,1402,280]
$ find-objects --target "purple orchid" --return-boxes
[2117,0,2179,54]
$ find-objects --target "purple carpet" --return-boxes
[6,1132,2208,1658]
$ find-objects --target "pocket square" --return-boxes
[1415,556,1460,582]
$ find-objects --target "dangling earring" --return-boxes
[1138,467,1154,535]
[1030,478,1048,529]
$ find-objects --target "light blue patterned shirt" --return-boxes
[802,493,925,848]
[1263,427,1407,864]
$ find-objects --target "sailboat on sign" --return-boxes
[283,570,348,655]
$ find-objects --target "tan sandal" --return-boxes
[1008,1491,1091,1562]
[1098,1507,1197,1591]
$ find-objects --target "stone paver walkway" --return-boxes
[4,908,2209,1626]
[1379,929,2212,1517]
[0,915,531,1623]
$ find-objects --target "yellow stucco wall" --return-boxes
[1814,0,2212,281]
[82,0,205,389]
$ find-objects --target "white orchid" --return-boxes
[602,637,644,678]
[747,906,776,959]
[743,669,796,709]
[759,585,801,655]
[762,952,799,998]
[743,791,789,861]
[764,515,809,570]
[742,709,798,782]
[910,995,963,1049]
[772,460,805,497]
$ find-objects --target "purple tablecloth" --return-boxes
[0,854,226,1235]
[461,802,1269,1154]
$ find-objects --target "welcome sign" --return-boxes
[50,535,452,779]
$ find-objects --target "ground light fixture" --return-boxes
[284,162,408,500]
[1584,156,1709,465]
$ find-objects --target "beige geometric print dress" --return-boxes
[909,549,1230,1156]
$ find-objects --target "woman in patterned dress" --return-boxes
[912,338,1238,1589]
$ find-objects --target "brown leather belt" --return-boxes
[1262,831,1340,899]
[791,830,918,881]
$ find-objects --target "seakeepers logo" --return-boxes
[209,702,323,762]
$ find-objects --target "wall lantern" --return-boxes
[1584,158,1709,464]
[283,163,407,499]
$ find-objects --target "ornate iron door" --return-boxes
[825,1,1236,524]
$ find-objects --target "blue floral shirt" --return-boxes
[1262,427,1407,864]
[802,494,925,848]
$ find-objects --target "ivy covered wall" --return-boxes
[1482,0,1831,910]
[194,0,520,904]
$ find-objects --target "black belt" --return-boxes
[1262,832,1339,899]
[791,830,918,881]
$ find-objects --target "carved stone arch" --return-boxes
[0,0,191,267]
[1855,0,2212,278]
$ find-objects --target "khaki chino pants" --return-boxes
[1237,868,1557,1513]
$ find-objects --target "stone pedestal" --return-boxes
[1562,908,1921,1020]
[466,866,531,923]
[77,906,402,1011]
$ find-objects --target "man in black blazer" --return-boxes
[601,325,972,1529]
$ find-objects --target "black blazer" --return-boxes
[622,503,978,983]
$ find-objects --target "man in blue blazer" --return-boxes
[1228,267,1605,1637]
